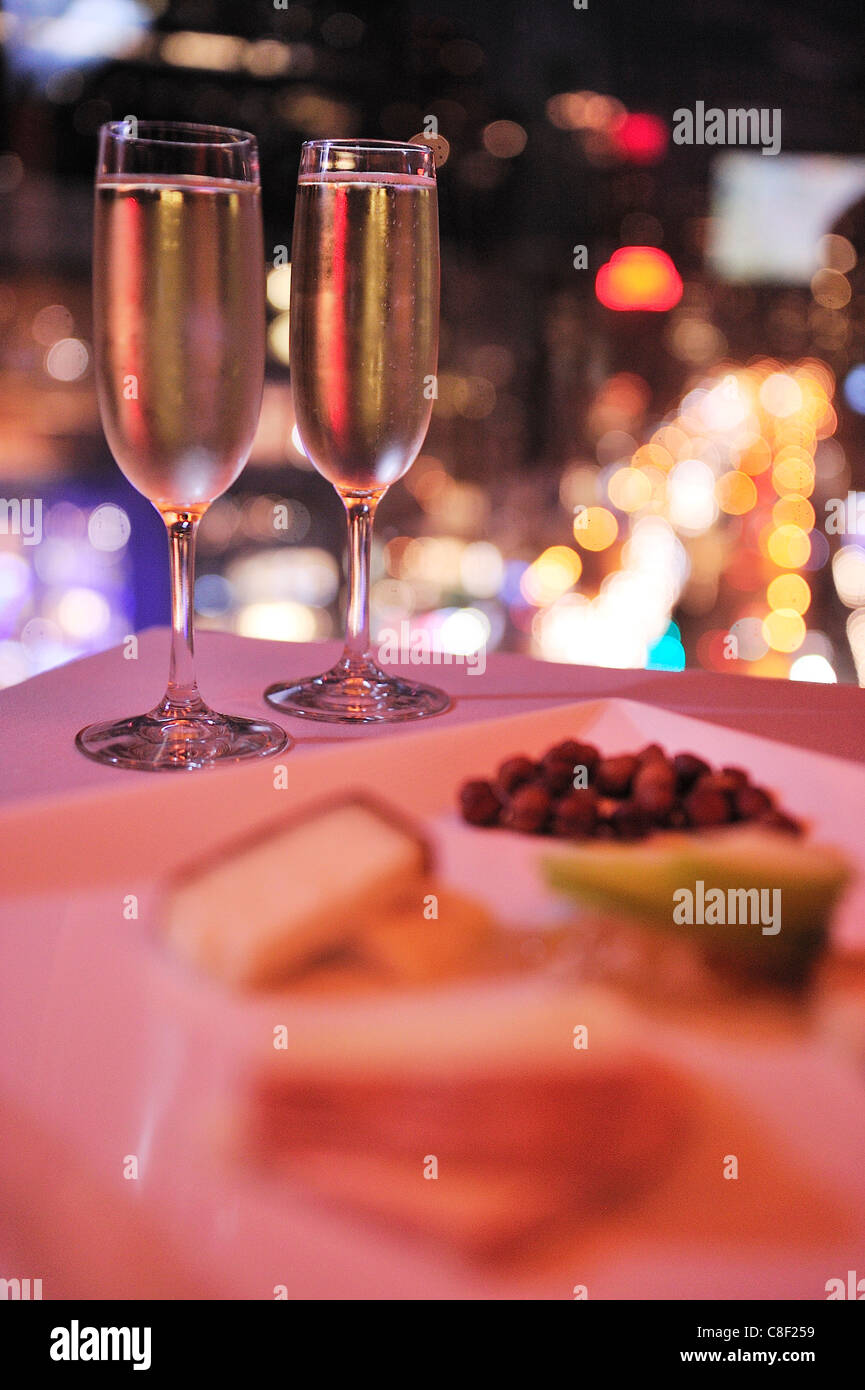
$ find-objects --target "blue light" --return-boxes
[843,365,865,415]
[646,632,686,671]
[500,559,529,605]
[194,573,234,616]
[6,0,152,83]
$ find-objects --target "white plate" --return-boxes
[1,698,864,1299]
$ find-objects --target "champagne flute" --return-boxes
[76,120,289,769]
[264,139,450,722]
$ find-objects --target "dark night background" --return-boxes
[2,0,865,686]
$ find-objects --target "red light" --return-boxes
[696,628,734,671]
[611,113,668,165]
[595,246,683,312]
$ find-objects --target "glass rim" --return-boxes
[301,138,431,154]
[100,120,258,150]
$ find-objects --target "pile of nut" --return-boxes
[459,740,803,840]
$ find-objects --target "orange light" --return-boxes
[758,373,802,418]
[736,437,772,476]
[716,470,757,515]
[772,495,815,531]
[772,452,815,497]
[767,574,811,615]
[795,359,835,397]
[573,505,618,550]
[815,401,838,439]
[595,246,683,312]
[772,444,814,468]
[747,651,794,678]
[607,466,652,512]
[595,371,651,416]
[520,546,582,605]
[650,424,690,459]
[583,94,626,130]
[546,91,592,130]
[767,524,811,569]
[762,608,806,653]
[482,120,527,159]
[632,441,674,472]
[811,268,851,309]
[773,422,817,453]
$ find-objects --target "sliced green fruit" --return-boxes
[541,826,852,987]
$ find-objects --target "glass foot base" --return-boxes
[265,664,451,724]
[75,708,290,770]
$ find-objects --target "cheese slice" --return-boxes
[163,797,427,987]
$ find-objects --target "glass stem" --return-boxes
[160,511,206,716]
[342,494,380,670]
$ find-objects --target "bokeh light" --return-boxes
[572,506,618,550]
[607,466,652,512]
[716,470,757,515]
[759,373,802,418]
[521,546,582,604]
[87,504,130,552]
[762,608,806,653]
[842,365,865,414]
[610,113,668,164]
[767,573,811,615]
[767,524,811,569]
[481,120,527,159]
[267,313,291,363]
[45,337,89,380]
[668,458,718,532]
[266,264,292,311]
[832,546,865,608]
[789,653,837,683]
[595,246,683,312]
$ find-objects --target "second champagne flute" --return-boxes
[265,138,450,722]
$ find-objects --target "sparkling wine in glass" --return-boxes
[76,120,288,769]
[265,139,450,722]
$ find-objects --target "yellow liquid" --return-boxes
[290,173,439,494]
[94,174,265,512]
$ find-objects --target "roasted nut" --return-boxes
[735,784,774,821]
[545,745,600,789]
[694,769,745,797]
[459,779,502,826]
[610,801,653,840]
[503,784,552,833]
[539,756,578,794]
[559,739,600,783]
[672,752,711,792]
[552,789,598,838]
[683,785,732,828]
[461,741,802,845]
[721,766,749,790]
[636,742,667,766]
[496,755,537,796]
[545,739,600,772]
[759,809,803,836]
[632,760,676,819]
[595,754,638,797]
